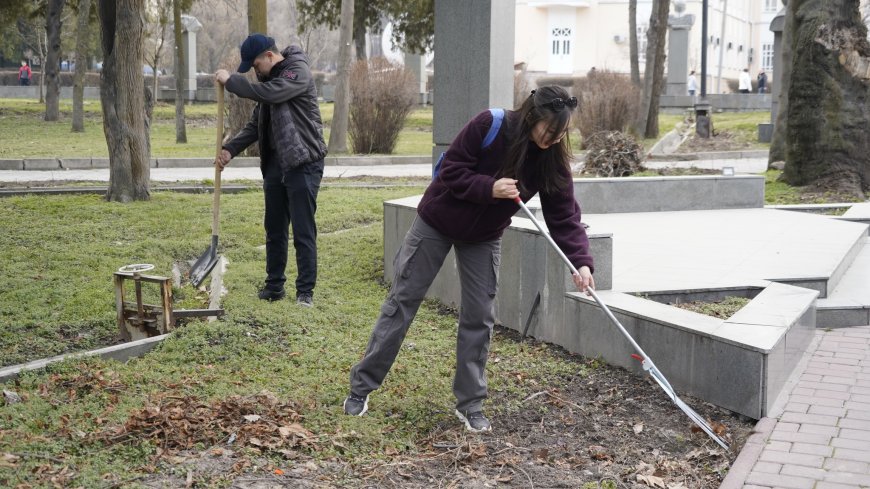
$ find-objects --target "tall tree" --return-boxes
[629,0,640,86]
[769,0,795,163]
[328,0,353,153]
[297,0,433,58]
[43,0,63,122]
[99,0,151,202]
[781,0,870,197]
[633,0,669,138]
[248,0,266,33]
[173,0,187,143]
[72,0,93,133]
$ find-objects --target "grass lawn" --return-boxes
[0,187,593,487]
[0,98,434,158]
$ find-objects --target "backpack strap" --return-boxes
[482,108,504,149]
[433,108,505,180]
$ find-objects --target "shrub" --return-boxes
[574,70,639,145]
[348,57,416,154]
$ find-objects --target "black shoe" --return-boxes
[455,409,492,432]
[296,292,313,307]
[258,287,286,302]
[343,393,368,416]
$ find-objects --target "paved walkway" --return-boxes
[721,325,870,489]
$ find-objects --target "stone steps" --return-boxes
[817,237,870,327]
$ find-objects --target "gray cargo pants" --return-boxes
[350,216,500,413]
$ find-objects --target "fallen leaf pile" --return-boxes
[582,130,645,177]
[96,390,314,454]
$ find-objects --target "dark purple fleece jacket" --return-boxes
[418,110,594,273]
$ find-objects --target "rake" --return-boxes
[513,197,730,450]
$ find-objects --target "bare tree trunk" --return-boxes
[329,0,354,153]
[353,19,366,61]
[72,0,92,133]
[99,0,151,202]
[770,0,795,163]
[173,0,187,143]
[44,0,63,122]
[781,0,870,196]
[37,29,46,104]
[634,0,669,138]
[248,0,267,33]
[629,0,640,86]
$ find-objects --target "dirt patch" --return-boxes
[135,327,753,489]
[676,129,758,154]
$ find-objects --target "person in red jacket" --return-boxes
[18,61,31,86]
[343,86,595,432]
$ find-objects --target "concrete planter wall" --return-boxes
[383,182,817,419]
[574,175,765,214]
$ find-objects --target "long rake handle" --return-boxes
[513,198,658,373]
[212,81,224,239]
[512,197,729,450]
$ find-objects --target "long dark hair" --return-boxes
[500,86,577,195]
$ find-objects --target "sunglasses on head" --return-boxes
[530,90,578,111]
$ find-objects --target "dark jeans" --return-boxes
[19,79,30,86]
[262,159,324,295]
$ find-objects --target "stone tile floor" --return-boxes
[721,325,870,489]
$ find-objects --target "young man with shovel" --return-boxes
[215,34,327,307]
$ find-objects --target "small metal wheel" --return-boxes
[118,263,155,273]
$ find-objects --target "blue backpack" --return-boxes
[432,108,505,179]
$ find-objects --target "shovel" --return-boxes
[513,197,730,450]
[190,81,225,287]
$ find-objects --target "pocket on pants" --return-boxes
[488,249,501,297]
[380,297,399,317]
[395,234,422,280]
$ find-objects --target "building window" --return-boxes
[551,27,571,55]
[764,0,778,12]
[762,43,774,71]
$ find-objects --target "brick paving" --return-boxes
[721,326,870,489]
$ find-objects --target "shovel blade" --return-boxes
[189,235,219,287]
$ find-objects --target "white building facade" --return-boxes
[515,0,784,92]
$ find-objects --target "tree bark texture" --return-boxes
[353,19,366,60]
[72,0,93,133]
[328,0,354,153]
[99,0,151,202]
[173,0,187,143]
[44,0,63,122]
[248,0,267,33]
[769,1,796,163]
[634,0,669,138]
[782,0,870,196]
[629,0,640,86]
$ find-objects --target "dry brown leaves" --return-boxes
[38,368,126,402]
[95,390,315,455]
[583,130,645,177]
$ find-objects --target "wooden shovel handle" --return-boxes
[212,81,224,237]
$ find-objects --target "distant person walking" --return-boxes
[687,70,697,97]
[738,68,752,94]
[757,70,768,94]
[18,61,31,86]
